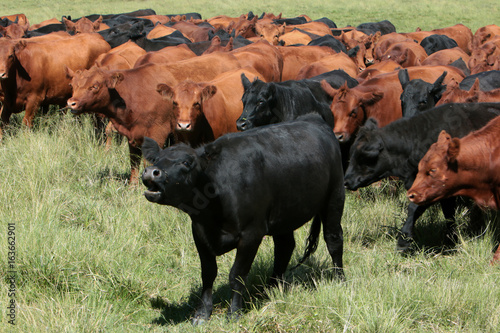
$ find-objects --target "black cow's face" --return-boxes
[400,80,435,117]
[343,121,389,190]
[237,74,276,131]
[141,138,200,207]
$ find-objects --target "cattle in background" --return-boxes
[371,32,415,63]
[236,69,359,131]
[468,37,500,74]
[405,24,473,55]
[134,43,196,66]
[95,40,147,69]
[0,33,110,137]
[378,41,428,67]
[344,103,500,251]
[276,45,336,81]
[407,118,500,263]
[63,15,109,34]
[229,40,283,82]
[458,70,500,91]
[470,24,500,50]
[398,69,447,117]
[356,20,396,35]
[420,47,470,67]
[141,113,345,323]
[156,68,263,146]
[320,65,466,144]
[0,20,29,38]
[295,52,359,79]
[420,34,458,55]
[437,78,500,104]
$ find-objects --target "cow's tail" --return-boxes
[293,215,322,270]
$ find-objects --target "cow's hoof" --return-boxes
[191,315,209,326]
[396,233,414,253]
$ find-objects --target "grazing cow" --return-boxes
[398,69,448,117]
[141,113,345,323]
[344,103,500,250]
[321,65,466,144]
[156,68,262,146]
[0,33,110,135]
[236,70,356,131]
[420,34,459,55]
[407,119,500,263]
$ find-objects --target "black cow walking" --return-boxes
[141,114,345,324]
[343,103,500,250]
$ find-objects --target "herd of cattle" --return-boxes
[2,9,500,323]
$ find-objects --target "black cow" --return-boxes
[308,34,347,53]
[398,69,447,117]
[459,70,500,91]
[356,20,396,35]
[141,114,345,324]
[135,31,193,51]
[236,70,358,131]
[98,21,148,48]
[420,34,458,55]
[343,103,500,251]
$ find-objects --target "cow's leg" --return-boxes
[22,96,42,127]
[128,143,142,185]
[269,232,295,285]
[192,230,218,325]
[397,202,429,251]
[322,192,345,280]
[228,235,262,319]
[440,197,458,246]
[0,104,10,140]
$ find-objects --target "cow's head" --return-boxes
[255,22,285,45]
[343,118,391,190]
[63,16,103,34]
[399,69,447,117]
[141,138,202,207]
[407,130,460,205]
[157,81,217,132]
[237,74,276,131]
[437,78,479,105]
[0,39,25,80]
[321,80,383,143]
[66,66,123,114]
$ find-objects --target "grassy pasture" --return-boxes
[1,1,500,332]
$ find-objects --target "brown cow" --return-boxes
[437,78,500,105]
[201,36,234,55]
[421,47,470,67]
[468,37,500,74]
[156,67,263,146]
[295,52,358,79]
[378,41,428,67]
[134,43,197,67]
[0,33,110,135]
[407,120,500,262]
[404,24,473,55]
[321,65,466,143]
[95,40,147,70]
[67,52,242,183]
[255,21,286,45]
[230,40,283,82]
[277,45,336,81]
[0,21,29,38]
[63,16,109,34]
[146,24,184,40]
[372,32,416,62]
[170,21,213,42]
[1,14,29,27]
[471,24,500,49]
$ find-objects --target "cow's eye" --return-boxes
[349,109,357,117]
[172,101,178,107]
[193,102,201,108]
[427,169,436,177]
[182,161,191,169]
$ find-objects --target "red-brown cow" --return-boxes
[468,37,500,74]
[421,47,470,67]
[156,67,263,146]
[0,33,110,136]
[230,40,283,82]
[63,16,109,34]
[134,43,197,67]
[378,41,428,67]
[407,119,500,262]
[0,21,29,38]
[295,52,358,79]
[437,78,500,105]
[321,65,466,143]
[67,52,242,183]
[470,24,500,49]
[95,40,147,70]
[277,45,336,81]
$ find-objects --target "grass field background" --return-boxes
[1,2,500,332]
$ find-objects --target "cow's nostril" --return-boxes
[153,169,160,177]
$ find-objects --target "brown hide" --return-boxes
[276,45,336,81]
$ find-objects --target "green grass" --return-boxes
[1,2,500,332]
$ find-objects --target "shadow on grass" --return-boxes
[149,256,342,326]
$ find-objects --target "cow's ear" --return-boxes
[107,72,124,89]
[320,79,338,98]
[156,83,174,101]
[361,91,384,105]
[241,73,252,91]
[63,17,76,32]
[201,85,217,102]
[398,69,410,87]
[447,137,460,164]
[364,117,379,130]
[65,66,75,79]
[14,40,27,53]
[93,16,103,30]
[142,137,161,164]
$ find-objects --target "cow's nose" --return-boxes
[236,120,247,131]
[407,192,417,201]
[0,72,7,79]
[142,166,162,182]
[177,122,191,130]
